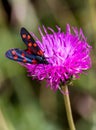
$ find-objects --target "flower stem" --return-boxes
[62,85,76,130]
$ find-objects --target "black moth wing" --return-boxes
[20,27,44,57]
[6,48,49,64]
[5,48,38,64]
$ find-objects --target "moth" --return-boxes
[6,27,48,64]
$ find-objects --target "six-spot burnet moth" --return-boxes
[5,27,49,64]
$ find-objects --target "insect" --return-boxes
[5,27,48,64]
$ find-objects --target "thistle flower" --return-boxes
[24,24,91,92]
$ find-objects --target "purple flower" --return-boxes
[24,24,92,92]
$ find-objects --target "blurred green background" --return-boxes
[0,0,96,130]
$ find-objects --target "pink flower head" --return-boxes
[24,24,92,91]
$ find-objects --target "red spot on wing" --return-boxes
[27,35,31,40]
[21,53,25,57]
[12,50,16,55]
[14,55,18,60]
[37,50,44,56]
[26,49,32,54]
[28,42,32,47]
[22,34,26,38]
[32,59,37,64]
[33,43,37,47]
[23,58,27,63]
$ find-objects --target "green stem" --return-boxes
[62,85,76,130]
